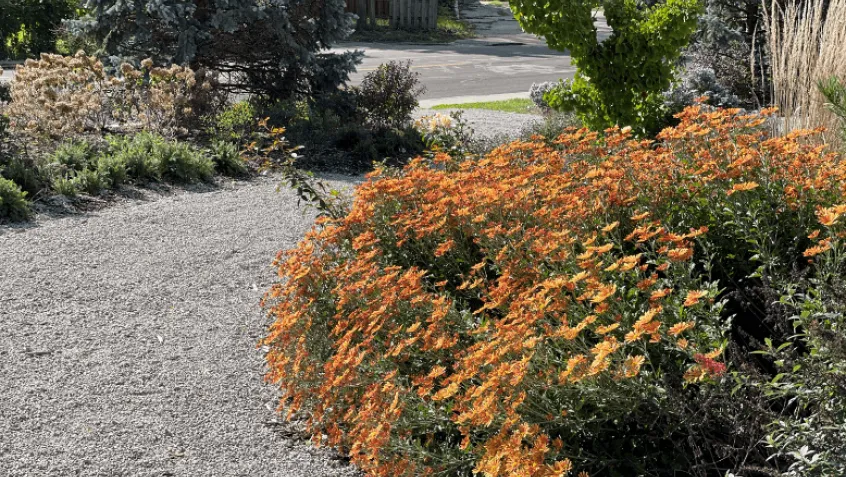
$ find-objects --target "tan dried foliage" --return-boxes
[764,0,846,140]
[2,51,200,137]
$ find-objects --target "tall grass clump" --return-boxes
[764,0,846,139]
[260,106,846,476]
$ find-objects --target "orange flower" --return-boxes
[667,247,694,262]
[683,290,708,307]
[726,181,760,196]
[622,355,646,378]
[668,321,695,336]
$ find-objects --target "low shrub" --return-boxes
[208,101,257,144]
[157,141,214,184]
[664,66,742,114]
[108,132,164,182]
[95,154,128,188]
[355,61,424,131]
[50,140,93,172]
[51,176,77,197]
[208,140,248,178]
[0,152,47,197]
[0,176,31,221]
[261,106,846,476]
[73,168,106,195]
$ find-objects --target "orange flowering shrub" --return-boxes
[261,105,846,476]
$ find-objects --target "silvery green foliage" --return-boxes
[685,0,767,107]
[528,82,554,111]
[664,66,741,112]
[69,0,363,100]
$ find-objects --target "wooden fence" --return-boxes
[391,0,438,30]
[346,0,438,30]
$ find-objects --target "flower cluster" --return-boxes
[261,105,846,476]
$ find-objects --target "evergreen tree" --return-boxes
[70,0,363,100]
[686,0,768,107]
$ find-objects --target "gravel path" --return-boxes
[0,176,362,476]
[416,108,543,140]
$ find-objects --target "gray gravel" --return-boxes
[416,108,543,140]
[0,176,362,477]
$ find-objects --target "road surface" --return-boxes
[337,40,575,103]
[1,41,577,105]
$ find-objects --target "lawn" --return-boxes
[431,97,537,114]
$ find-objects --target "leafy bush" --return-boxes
[208,140,248,178]
[106,132,214,184]
[261,106,846,476]
[512,0,701,135]
[208,102,257,144]
[50,140,93,172]
[70,167,105,195]
[755,214,846,476]
[0,152,46,197]
[0,176,30,221]
[355,61,424,131]
[51,176,77,197]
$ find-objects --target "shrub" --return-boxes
[51,175,77,197]
[685,0,768,108]
[107,132,163,182]
[757,216,846,476]
[70,167,105,195]
[261,106,846,476]
[50,140,93,172]
[156,141,214,184]
[208,140,248,178]
[209,101,256,144]
[0,176,30,221]
[0,153,47,197]
[512,0,701,135]
[95,153,128,187]
[355,61,423,131]
[5,52,201,137]
[663,66,742,115]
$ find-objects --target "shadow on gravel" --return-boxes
[1,179,232,232]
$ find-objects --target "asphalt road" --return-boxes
[337,40,575,103]
[1,40,576,105]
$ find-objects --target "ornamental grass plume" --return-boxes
[261,105,846,476]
